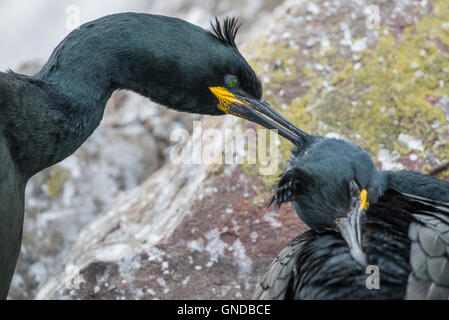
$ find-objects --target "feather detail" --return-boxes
[210,16,241,50]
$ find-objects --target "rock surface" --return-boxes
[12,0,449,300]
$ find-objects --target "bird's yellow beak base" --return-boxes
[209,86,248,116]
[360,189,369,210]
[208,87,305,145]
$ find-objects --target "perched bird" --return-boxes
[0,13,303,298]
[254,133,449,300]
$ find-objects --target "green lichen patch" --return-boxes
[243,1,449,188]
[300,11,449,176]
[45,166,70,197]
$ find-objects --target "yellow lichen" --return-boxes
[45,166,70,197]
[242,0,449,189]
[245,41,298,90]
[298,17,449,168]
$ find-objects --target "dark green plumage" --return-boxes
[0,133,24,299]
[272,135,388,230]
[0,13,303,299]
[255,134,449,300]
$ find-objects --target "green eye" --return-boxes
[226,76,238,89]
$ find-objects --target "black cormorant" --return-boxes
[254,133,449,299]
[0,13,303,298]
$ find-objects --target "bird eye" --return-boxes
[225,75,239,89]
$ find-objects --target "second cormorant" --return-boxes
[255,133,449,299]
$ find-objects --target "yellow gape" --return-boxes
[360,189,370,210]
[209,86,248,116]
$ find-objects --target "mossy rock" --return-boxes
[241,0,449,192]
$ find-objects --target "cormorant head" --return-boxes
[35,13,303,144]
[121,15,304,144]
[205,18,305,145]
[271,135,388,266]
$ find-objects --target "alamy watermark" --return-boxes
[170,121,280,175]
[365,5,380,30]
[65,5,81,30]
[365,265,380,289]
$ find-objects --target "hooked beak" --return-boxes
[335,188,369,267]
[209,87,307,145]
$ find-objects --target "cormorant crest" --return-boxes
[269,168,314,209]
[210,16,242,50]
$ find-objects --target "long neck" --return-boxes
[13,17,149,179]
[8,13,216,179]
[7,68,112,180]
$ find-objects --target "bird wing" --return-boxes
[253,230,316,300]
[388,170,449,202]
[402,193,449,299]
